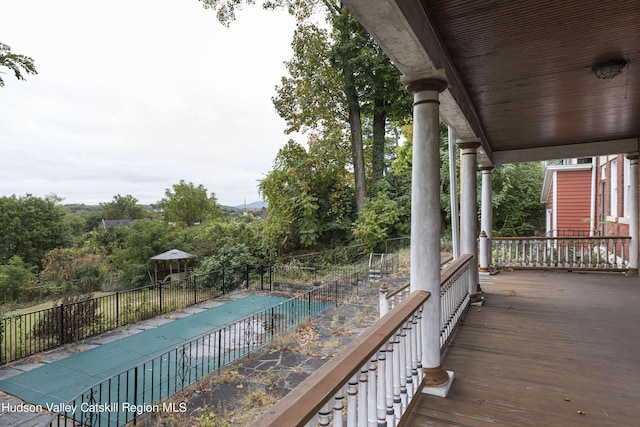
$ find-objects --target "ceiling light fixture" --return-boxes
[592,59,627,79]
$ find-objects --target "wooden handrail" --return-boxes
[250,290,431,427]
[440,254,473,285]
[385,254,471,300]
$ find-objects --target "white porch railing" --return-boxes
[380,256,456,315]
[251,255,474,427]
[492,236,630,271]
[439,255,472,348]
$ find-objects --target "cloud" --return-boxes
[0,0,298,206]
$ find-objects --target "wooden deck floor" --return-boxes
[407,270,640,427]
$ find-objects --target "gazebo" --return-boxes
[150,249,196,283]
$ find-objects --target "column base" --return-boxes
[423,366,449,386]
[422,370,455,398]
[625,268,639,276]
[469,293,484,305]
[480,268,500,276]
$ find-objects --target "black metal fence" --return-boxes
[0,264,270,365]
[47,270,366,427]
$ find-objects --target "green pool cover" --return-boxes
[0,295,289,406]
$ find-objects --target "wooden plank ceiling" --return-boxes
[345,0,640,164]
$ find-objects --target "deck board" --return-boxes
[407,270,640,427]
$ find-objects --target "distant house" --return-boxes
[540,158,595,236]
[101,219,134,230]
[541,155,639,270]
[596,154,636,237]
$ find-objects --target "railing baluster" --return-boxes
[385,340,396,427]
[367,354,378,427]
[398,324,407,411]
[318,402,331,427]
[333,386,345,427]
[487,236,631,272]
[377,350,387,427]
[403,320,414,400]
[392,328,403,417]
[358,365,368,427]
[347,374,358,427]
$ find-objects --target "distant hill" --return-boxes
[233,200,267,210]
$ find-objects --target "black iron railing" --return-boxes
[47,272,365,427]
[0,264,270,365]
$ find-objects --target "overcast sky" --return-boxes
[0,0,300,206]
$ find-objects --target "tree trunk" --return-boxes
[372,99,386,185]
[344,70,366,212]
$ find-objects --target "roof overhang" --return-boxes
[540,163,594,204]
[344,0,640,166]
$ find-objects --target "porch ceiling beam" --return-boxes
[343,0,491,159]
[492,138,640,165]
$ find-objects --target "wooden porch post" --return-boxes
[479,166,494,272]
[626,153,639,275]
[401,69,452,390]
[458,140,482,302]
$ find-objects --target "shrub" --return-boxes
[32,293,104,344]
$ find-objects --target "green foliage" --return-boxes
[69,256,107,293]
[110,219,185,285]
[196,408,230,427]
[259,139,354,253]
[491,162,545,236]
[0,256,36,301]
[31,294,103,344]
[273,22,343,136]
[0,194,71,268]
[0,42,37,87]
[352,181,400,251]
[190,220,261,258]
[158,180,222,227]
[99,194,148,220]
[195,243,258,274]
[41,248,108,292]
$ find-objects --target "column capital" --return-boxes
[479,165,495,172]
[456,139,481,151]
[626,152,639,161]
[401,69,448,94]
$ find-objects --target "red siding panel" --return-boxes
[555,169,591,232]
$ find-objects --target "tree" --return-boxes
[41,248,107,292]
[100,194,147,220]
[0,43,37,87]
[329,6,367,212]
[259,138,354,252]
[200,1,385,212]
[110,219,185,285]
[492,162,545,236]
[352,180,400,251]
[0,194,71,268]
[158,180,222,226]
[361,43,413,185]
[0,256,36,301]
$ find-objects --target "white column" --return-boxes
[401,70,450,388]
[458,140,481,299]
[479,166,494,272]
[626,153,638,275]
[448,126,460,259]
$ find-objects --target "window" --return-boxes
[624,157,631,218]
[610,159,617,217]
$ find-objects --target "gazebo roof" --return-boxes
[150,249,196,261]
